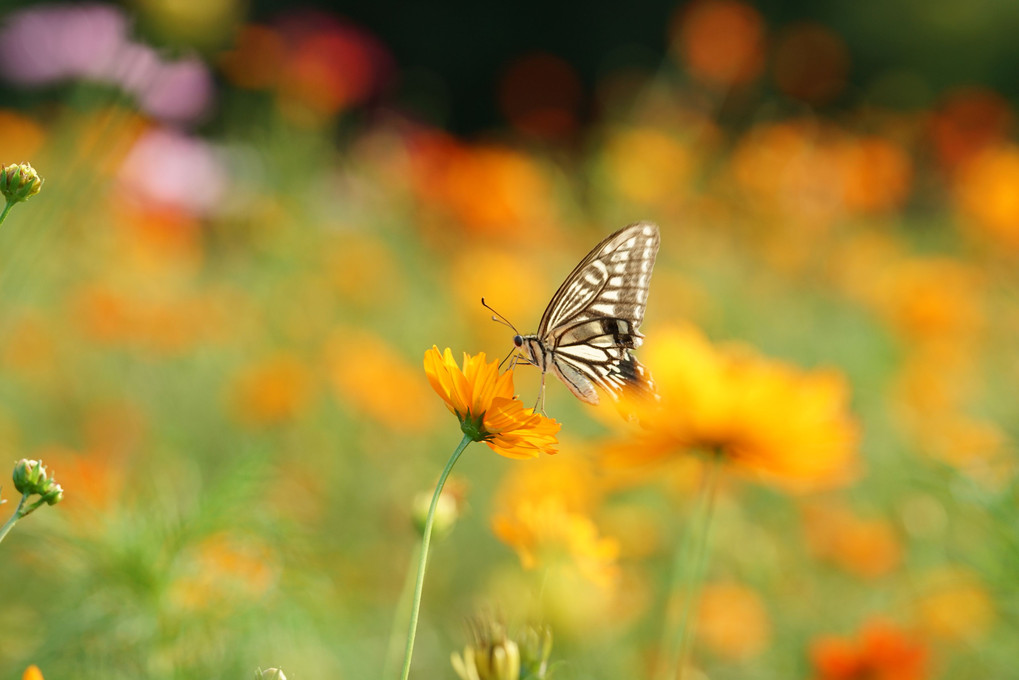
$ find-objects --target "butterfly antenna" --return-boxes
[481,297,519,333]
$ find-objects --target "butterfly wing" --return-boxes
[537,222,660,404]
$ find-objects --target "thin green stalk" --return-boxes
[654,453,723,680]
[0,201,14,228]
[383,542,421,680]
[399,433,472,680]
[0,493,28,544]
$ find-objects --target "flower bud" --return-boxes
[412,478,466,539]
[1,163,43,204]
[519,624,553,678]
[254,668,287,680]
[451,619,521,680]
[41,482,63,506]
[12,459,46,495]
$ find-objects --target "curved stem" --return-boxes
[399,433,472,680]
[654,453,723,680]
[0,493,28,545]
[0,201,14,228]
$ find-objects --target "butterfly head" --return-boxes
[513,334,523,348]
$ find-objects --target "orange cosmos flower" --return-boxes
[610,324,858,488]
[810,620,928,680]
[423,346,560,459]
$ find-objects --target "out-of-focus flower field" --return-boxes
[0,1,1017,679]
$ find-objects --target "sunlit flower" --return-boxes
[492,496,619,587]
[424,346,559,459]
[696,581,771,660]
[609,324,859,488]
[810,620,928,680]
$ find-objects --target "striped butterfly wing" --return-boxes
[537,222,660,404]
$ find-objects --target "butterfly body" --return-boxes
[513,221,660,410]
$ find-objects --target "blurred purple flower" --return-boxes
[138,58,214,124]
[0,2,214,125]
[118,128,227,216]
[0,4,128,84]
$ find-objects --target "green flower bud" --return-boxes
[12,459,46,495]
[1,163,43,204]
[41,482,63,506]
[519,625,553,679]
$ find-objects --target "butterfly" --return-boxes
[485,221,660,412]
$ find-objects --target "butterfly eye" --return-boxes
[513,334,524,347]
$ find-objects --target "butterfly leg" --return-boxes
[533,370,547,414]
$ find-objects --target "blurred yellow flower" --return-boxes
[696,582,771,660]
[611,324,858,488]
[913,569,995,643]
[424,347,559,459]
[492,496,619,588]
[22,665,43,680]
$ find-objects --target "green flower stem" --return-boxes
[383,542,421,680]
[654,452,723,680]
[399,433,472,680]
[0,201,14,227]
[0,492,28,545]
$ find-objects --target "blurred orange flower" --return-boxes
[492,495,620,587]
[0,110,45,161]
[217,24,285,90]
[22,665,43,680]
[424,346,559,459]
[802,502,902,579]
[230,352,315,426]
[841,135,913,215]
[955,143,1019,250]
[611,324,858,488]
[409,133,556,241]
[929,87,1012,174]
[696,582,771,660]
[327,330,436,432]
[170,532,280,612]
[810,620,928,680]
[673,0,766,88]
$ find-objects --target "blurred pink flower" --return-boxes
[0,3,213,124]
[0,4,127,83]
[118,128,227,216]
[138,58,214,123]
